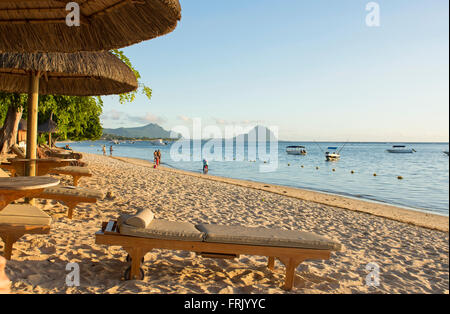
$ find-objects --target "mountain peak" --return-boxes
[103,123,179,139]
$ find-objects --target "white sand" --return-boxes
[3,153,449,294]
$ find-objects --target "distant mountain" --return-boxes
[103,123,180,139]
[234,125,278,142]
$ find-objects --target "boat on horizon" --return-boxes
[286,145,307,155]
[386,145,416,154]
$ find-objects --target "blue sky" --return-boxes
[101,0,449,142]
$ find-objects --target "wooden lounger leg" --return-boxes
[72,176,80,187]
[124,247,146,280]
[0,233,22,260]
[267,256,275,270]
[278,257,304,291]
[65,202,78,219]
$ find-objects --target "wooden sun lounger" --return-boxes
[48,166,92,187]
[0,168,102,219]
[40,144,83,160]
[3,159,91,186]
[0,204,51,260]
[96,220,340,291]
[38,186,102,219]
[5,158,74,176]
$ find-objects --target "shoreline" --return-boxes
[111,155,449,233]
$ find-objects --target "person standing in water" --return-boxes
[153,150,159,167]
[110,145,114,156]
[202,159,209,174]
[102,145,106,156]
[157,150,161,165]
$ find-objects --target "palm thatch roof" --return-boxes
[0,51,138,95]
[38,115,58,133]
[0,0,181,53]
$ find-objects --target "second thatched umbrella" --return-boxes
[0,51,138,176]
[38,113,59,147]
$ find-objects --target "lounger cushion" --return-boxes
[0,205,51,226]
[125,209,154,228]
[196,224,342,251]
[41,185,104,200]
[118,216,204,242]
[50,166,91,176]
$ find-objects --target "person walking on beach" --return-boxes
[202,159,209,174]
[110,145,114,156]
[102,145,106,156]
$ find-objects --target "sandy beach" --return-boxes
[3,153,449,294]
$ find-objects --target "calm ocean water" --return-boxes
[63,140,449,216]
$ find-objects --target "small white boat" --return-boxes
[149,139,167,146]
[444,151,449,156]
[386,145,416,154]
[325,147,340,161]
[286,145,307,155]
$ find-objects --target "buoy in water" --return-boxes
[373,173,377,176]
[332,168,336,172]
[316,166,319,170]
[398,176,403,180]
[301,165,304,168]
[288,163,290,166]
[351,170,355,174]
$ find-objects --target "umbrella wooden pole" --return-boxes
[25,71,40,177]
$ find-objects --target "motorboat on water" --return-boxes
[149,139,167,146]
[286,145,307,155]
[386,145,416,154]
[325,147,340,161]
[444,151,449,156]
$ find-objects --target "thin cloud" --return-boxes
[102,110,166,126]
[177,115,193,123]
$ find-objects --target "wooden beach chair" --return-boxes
[0,168,102,219]
[38,186,103,219]
[48,166,92,187]
[95,209,341,291]
[0,204,51,260]
[40,144,83,160]
[3,154,92,186]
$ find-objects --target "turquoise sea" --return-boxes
[62,141,449,216]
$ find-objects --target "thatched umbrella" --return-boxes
[0,51,138,176]
[38,113,59,146]
[0,0,181,53]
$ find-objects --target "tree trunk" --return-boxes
[0,106,23,155]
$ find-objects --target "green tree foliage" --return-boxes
[0,93,26,125]
[0,50,151,143]
[110,49,152,104]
